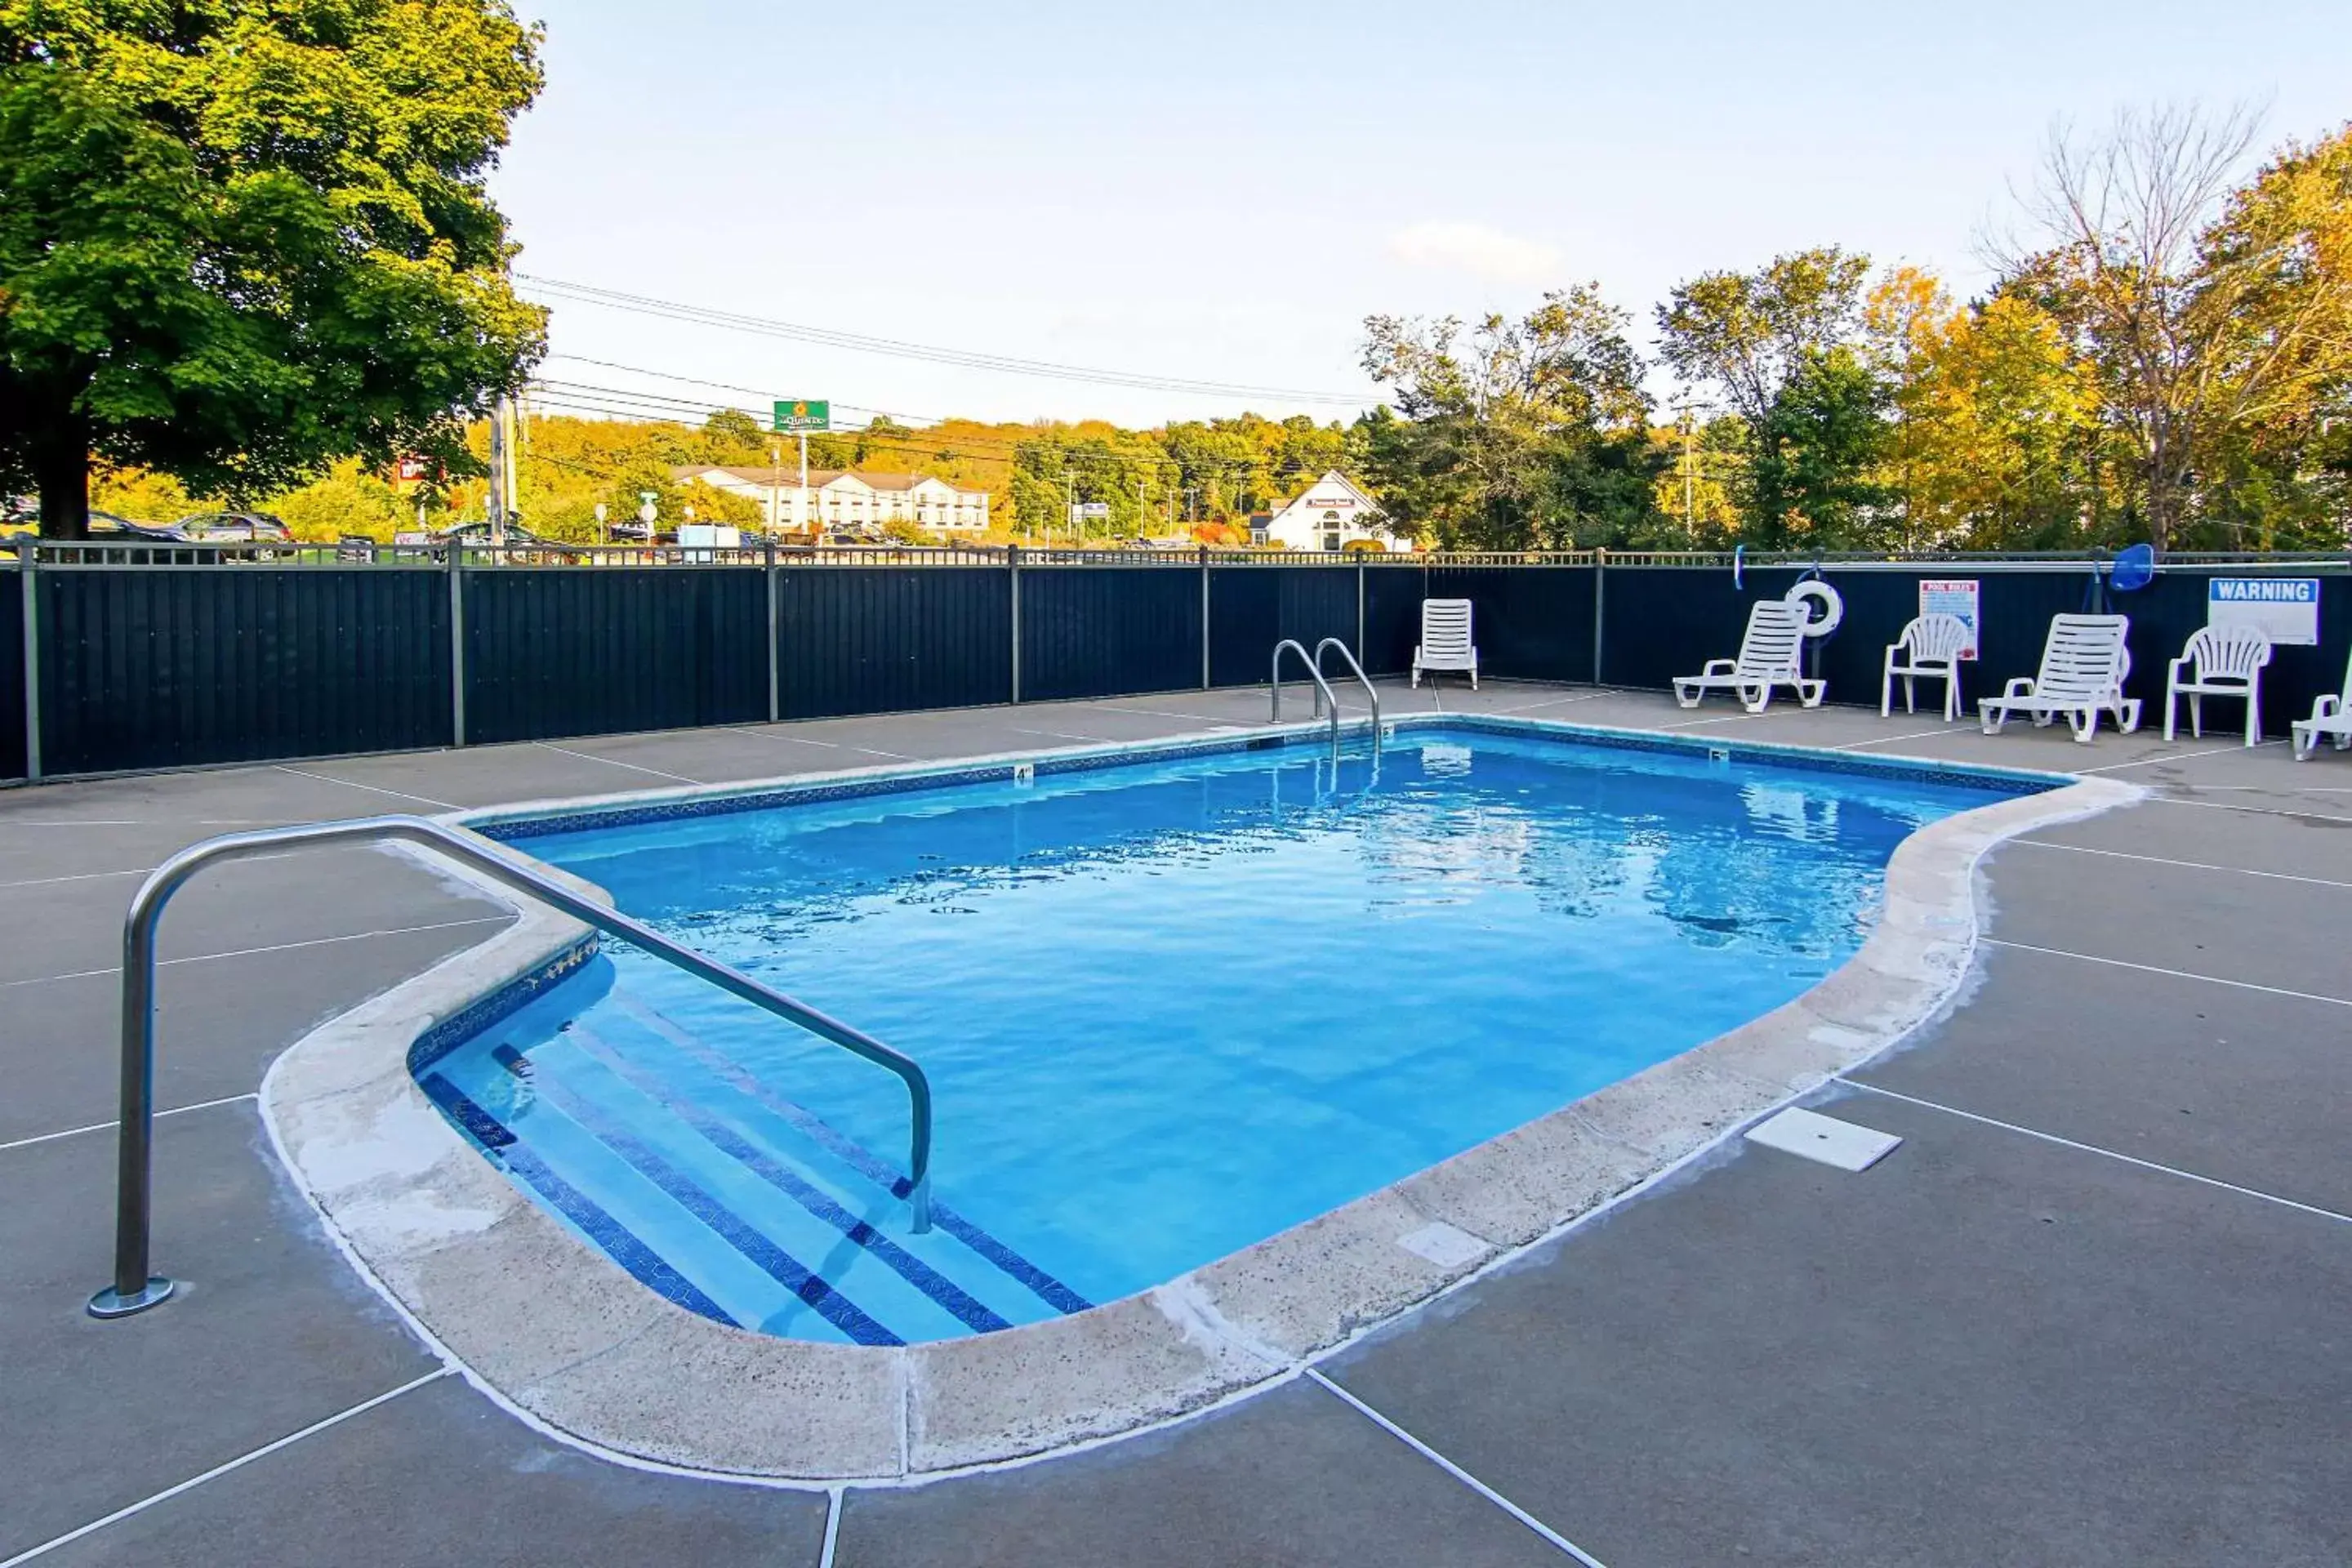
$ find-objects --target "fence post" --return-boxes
[446,542,468,747]
[1356,558,1367,662]
[1199,546,1211,690]
[1008,544,1022,705]
[1591,547,1606,687]
[764,537,780,724]
[20,543,40,782]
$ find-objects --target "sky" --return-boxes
[493,0,2352,434]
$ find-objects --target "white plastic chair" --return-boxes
[2292,648,2352,760]
[1980,613,2140,742]
[1413,599,1478,689]
[1882,613,1971,723]
[2165,626,2271,746]
[1674,599,1824,714]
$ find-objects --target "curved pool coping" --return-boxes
[259,713,2140,1485]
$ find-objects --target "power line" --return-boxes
[516,274,1372,408]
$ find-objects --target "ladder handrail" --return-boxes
[88,813,933,1320]
[1313,638,1380,735]
[1271,639,1342,749]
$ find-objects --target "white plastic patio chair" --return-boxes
[1412,599,1478,689]
[2164,625,2271,746]
[2292,647,2352,760]
[1882,613,1971,723]
[1673,599,1824,714]
[1979,613,2140,742]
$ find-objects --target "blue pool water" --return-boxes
[420,728,2029,1344]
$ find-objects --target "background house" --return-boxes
[1261,470,1391,552]
[677,466,991,533]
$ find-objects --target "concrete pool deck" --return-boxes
[5,680,2350,1566]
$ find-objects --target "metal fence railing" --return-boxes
[7,539,2350,786]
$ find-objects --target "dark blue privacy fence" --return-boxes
[6,546,2348,782]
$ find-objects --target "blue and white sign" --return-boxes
[2207,577,2320,646]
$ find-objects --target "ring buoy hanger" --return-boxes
[1784,577,1842,638]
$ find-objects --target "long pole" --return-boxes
[769,445,782,535]
[487,399,508,548]
[798,430,810,538]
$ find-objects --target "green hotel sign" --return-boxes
[773,399,830,433]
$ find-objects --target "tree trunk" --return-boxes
[33,410,91,541]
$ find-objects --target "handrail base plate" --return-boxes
[88,1277,176,1319]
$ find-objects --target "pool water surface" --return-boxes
[418,727,2029,1344]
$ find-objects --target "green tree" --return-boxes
[697,408,769,466]
[0,0,546,537]
[1749,347,1894,547]
[1655,247,1873,429]
[1360,285,1658,548]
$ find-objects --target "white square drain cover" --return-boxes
[1745,1107,1902,1171]
[1396,1222,1490,1270]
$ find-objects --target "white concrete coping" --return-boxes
[261,715,2138,1483]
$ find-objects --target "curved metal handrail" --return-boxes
[1271,639,1341,750]
[1313,638,1380,735]
[89,813,933,1320]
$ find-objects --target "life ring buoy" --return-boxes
[1784,579,1842,638]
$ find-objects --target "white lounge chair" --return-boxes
[1413,599,1478,689]
[2292,648,2352,760]
[1979,613,2140,742]
[2164,625,2270,746]
[1674,599,1824,714]
[1882,613,1971,723]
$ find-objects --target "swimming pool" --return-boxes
[416,725,2034,1346]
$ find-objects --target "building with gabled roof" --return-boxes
[1260,470,1391,552]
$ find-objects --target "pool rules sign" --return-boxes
[1918,580,1980,659]
[2208,577,2320,646]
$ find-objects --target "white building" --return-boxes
[675,466,991,533]
[1260,470,1391,552]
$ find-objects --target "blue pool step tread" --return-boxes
[480,1047,903,1347]
[498,1041,1013,1337]
[416,1073,734,1326]
[523,1022,1048,1340]
[608,991,1094,1316]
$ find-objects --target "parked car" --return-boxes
[172,510,293,545]
[88,511,186,541]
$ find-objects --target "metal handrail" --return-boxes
[87,813,934,1320]
[1313,638,1380,735]
[1270,639,1343,750]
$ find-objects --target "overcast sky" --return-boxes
[496,0,2350,431]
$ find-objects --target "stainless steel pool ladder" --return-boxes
[87,813,936,1321]
[1313,638,1380,737]
[1271,639,1343,750]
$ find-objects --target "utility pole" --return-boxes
[1679,403,1697,539]
[487,397,509,547]
[1060,471,1076,546]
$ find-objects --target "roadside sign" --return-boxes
[1919,580,1980,660]
[1073,501,1111,519]
[2207,577,2319,646]
[773,399,830,433]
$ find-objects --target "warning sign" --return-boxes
[1919,580,1980,660]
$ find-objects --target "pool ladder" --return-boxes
[86,814,935,1321]
[1271,638,1381,755]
